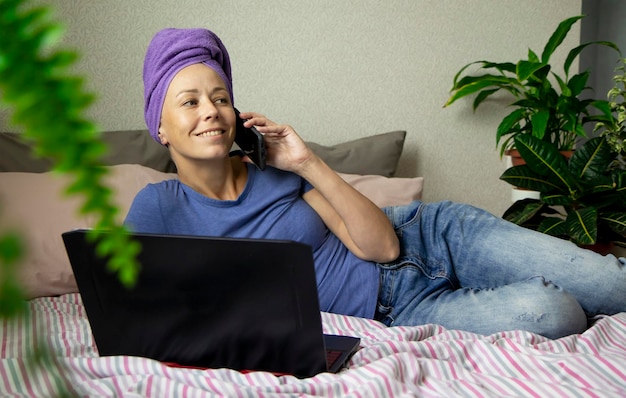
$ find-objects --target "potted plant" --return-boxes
[0,0,138,309]
[500,134,626,251]
[594,58,626,169]
[499,57,626,253]
[444,15,620,159]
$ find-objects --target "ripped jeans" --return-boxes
[374,201,626,339]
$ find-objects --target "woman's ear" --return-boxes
[157,128,169,146]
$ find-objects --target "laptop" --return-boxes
[62,229,360,378]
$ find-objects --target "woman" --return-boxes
[126,28,626,339]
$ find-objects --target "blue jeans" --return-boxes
[375,201,626,339]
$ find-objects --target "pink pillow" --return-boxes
[0,165,176,298]
[338,173,423,207]
[0,165,423,298]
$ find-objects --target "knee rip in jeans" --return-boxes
[526,275,561,288]
[515,312,547,323]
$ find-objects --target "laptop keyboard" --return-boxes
[326,349,342,368]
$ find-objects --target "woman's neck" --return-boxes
[176,156,248,200]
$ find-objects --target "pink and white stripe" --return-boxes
[1,293,626,397]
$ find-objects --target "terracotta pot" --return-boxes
[505,148,574,166]
[505,149,526,166]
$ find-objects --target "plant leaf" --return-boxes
[600,211,626,237]
[502,199,545,225]
[496,108,526,143]
[585,100,614,122]
[530,110,550,140]
[565,207,598,245]
[450,61,486,88]
[500,165,563,192]
[473,88,499,110]
[569,137,613,180]
[479,61,517,74]
[445,75,516,107]
[538,217,567,237]
[541,192,573,206]
[513,134,576,191]
[614,170,626,200]
[564,41,621,76]
[567,71,589,97]
[517,61,546,82]
[541,16,584,63]
[553,73,571,96]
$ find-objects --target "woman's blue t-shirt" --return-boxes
[124,164,379,319]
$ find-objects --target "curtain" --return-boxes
[580,0,626,136]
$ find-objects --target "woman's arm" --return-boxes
[301,156,400,263]
[240,112,400,263]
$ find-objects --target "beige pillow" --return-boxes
[0,164,422,298]
[338,173,423,208]
[0,164,176,298]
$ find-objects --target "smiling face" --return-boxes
[158,63,236,167]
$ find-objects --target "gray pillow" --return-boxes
[1,129,405,176]
[98,130,176,172]
[0,130,175,173]
[307,130,406,177]
[0,132,53,173]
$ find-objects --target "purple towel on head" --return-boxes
[143,28,233,144]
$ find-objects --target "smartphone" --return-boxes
[234,108,267,170]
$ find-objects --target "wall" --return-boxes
[2,0,582,215]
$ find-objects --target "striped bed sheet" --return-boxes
[2,293,626,397]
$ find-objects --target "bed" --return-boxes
[2,295,626,397]
[1,130,626,397]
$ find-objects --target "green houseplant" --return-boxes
[500,58,626,250]
[0,1,142,393]
[594,58,626,168]
[500,134,626,248]
[0,0,140,309]
[444,15,619,158]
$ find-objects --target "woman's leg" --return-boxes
[432,201,625,316]
[377,263,587,338]
[378,201,625,337]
